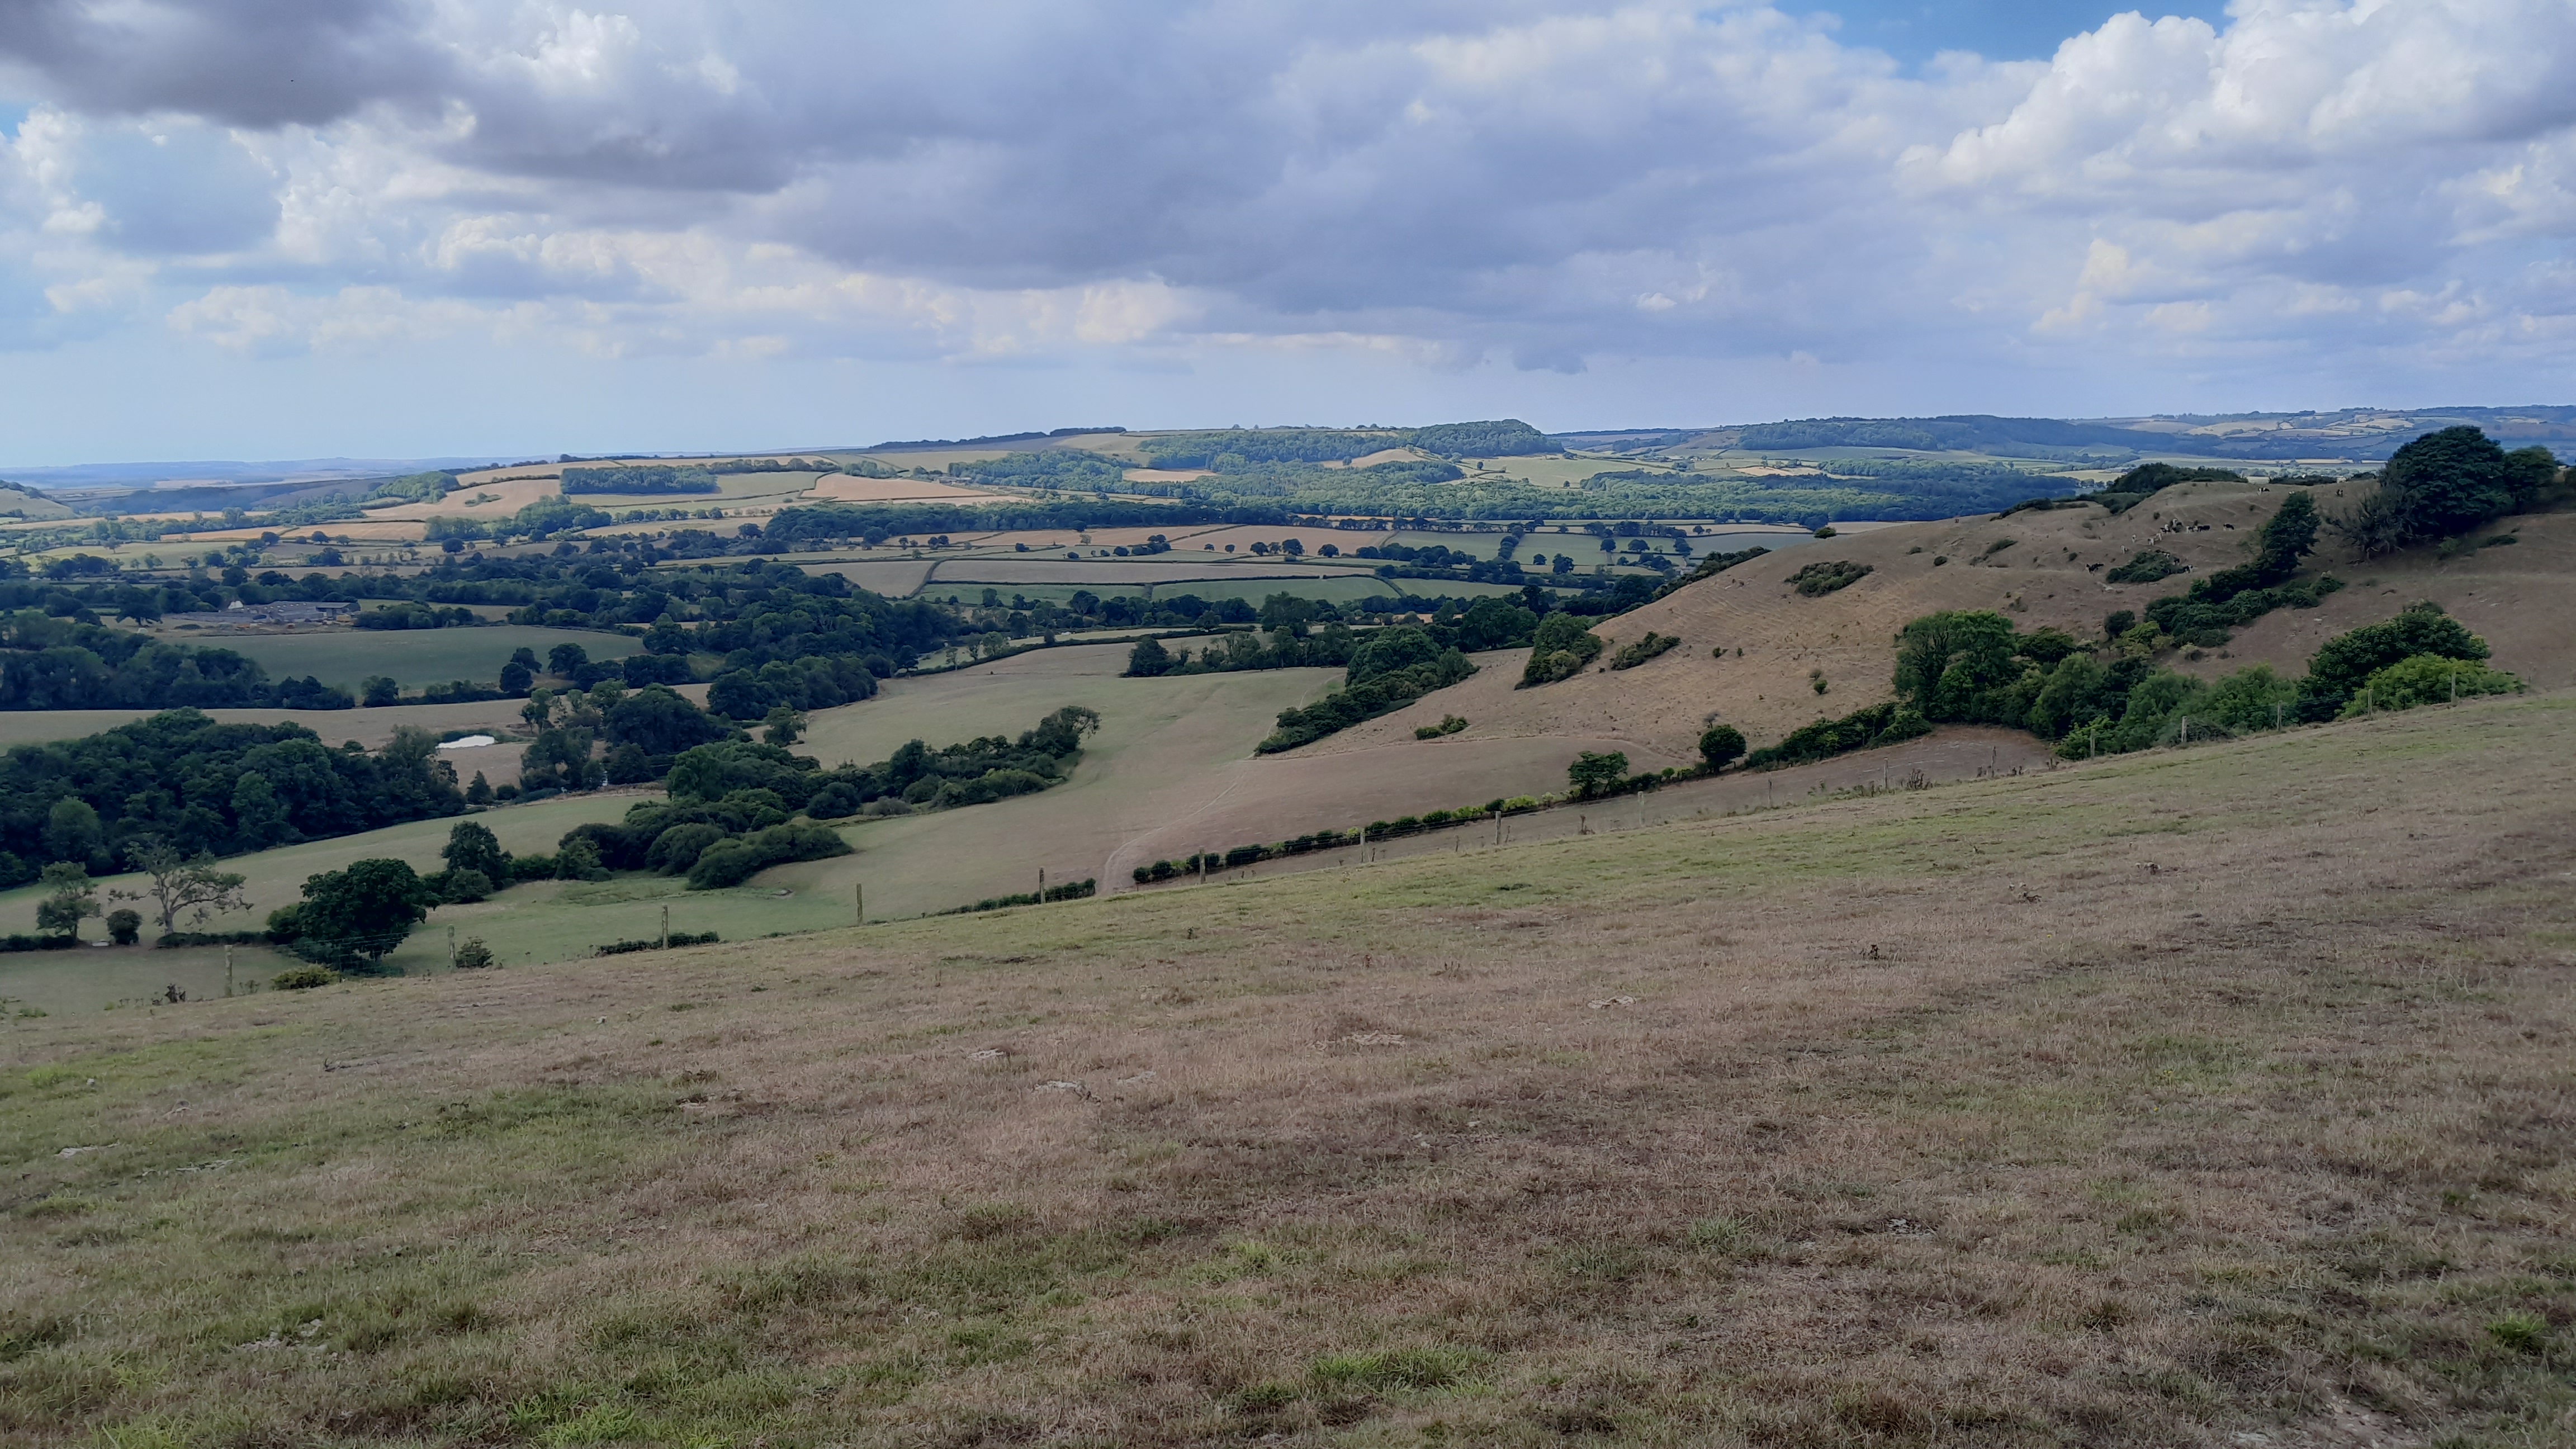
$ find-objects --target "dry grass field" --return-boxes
[1,692,2568,1446]
[801,476,1003,505]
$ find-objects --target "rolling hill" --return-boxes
[1322,480,2576,765]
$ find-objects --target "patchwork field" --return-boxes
[1,693,2566,1446]
[798,475,1002,505]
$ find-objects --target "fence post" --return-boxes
[855,882,864,925]
[447,925,456,969]
[224,945,234,998]
[659,904,669,950]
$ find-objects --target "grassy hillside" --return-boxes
[1329,484,2576,764]
[1,693,2568,1446]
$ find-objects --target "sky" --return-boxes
[0,0,2571,463]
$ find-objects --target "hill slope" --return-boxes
[1328,485,2576,763]
[1,694,2568,1445]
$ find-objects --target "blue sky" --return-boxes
[0,1,2570,464]
[1797,0,2228,64]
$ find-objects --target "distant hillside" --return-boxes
[0,484,74,521]
[1557,406,2576,465]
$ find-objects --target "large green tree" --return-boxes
[441,821,510,882]
[34,861,97,940]
[2364,427,2525,546]
[285,859,439,969]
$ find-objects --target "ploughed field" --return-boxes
[2,690,2570,1446]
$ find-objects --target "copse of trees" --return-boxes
[2141,491,2340,646]
[2294,601,2493,721]
[1258,628,1476,753]
[0,611,352,711]
[2337,427,2563,555]
[1519,612,1604,686]
[1740,590,2511,775]
[0,711,463,887]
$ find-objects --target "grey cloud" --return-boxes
[0,0,449,126]
[4,0,2576,389]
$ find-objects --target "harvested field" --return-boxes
[2,693,2567,1446]
[801,475,1007,504]
[922,557,1359,586]
[371,476,558,520]
[797,558,940,595]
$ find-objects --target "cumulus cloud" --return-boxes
[0,0,2570,402]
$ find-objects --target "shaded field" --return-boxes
[0,793,643,1008]
[0,695,2568,1446]
[0,699,530,753]
[162,626,640,691]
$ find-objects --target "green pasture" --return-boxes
[0,793,641,1010]
[176,625,640,690]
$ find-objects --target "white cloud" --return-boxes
[0,0,2567,429]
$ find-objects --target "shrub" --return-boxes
[105,908,140,946]
[685,822,852,889]
[1518,612,1604,688]
[273,966,340,990]
[645,822,730,874]
[1608,632,1682,669]
[1788,560,1872,596]
[1262,646,1476,752]
[439,868,494,904]
[2338,654,2523,717]
[1568,751,1629,798]
[1413,714,1469,740]
[2298,602,2491,719]
[2106,549,2185,584]
[1698,724,1746,772]
[453,937,496,969]
[1746,702,1929,769]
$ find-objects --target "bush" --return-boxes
[1260,647,1476,752]
[2338,654,2523,717]
[2106,549,2185,584]
[1518,612,1603,688]
[453,937,496,969]
[2297,602,2490,720]
[1746,702,1929,769]
[1608,632,1682,669]
[155,930,265,949]
[1788,560,1872,596]
[273,967,340,991]
[685,822,852,889]
[1413,714,1468,740]
[1568,750,1629,798]
[103,908,140,945]
[439,868,494,903]
[1698,724,1746,772]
